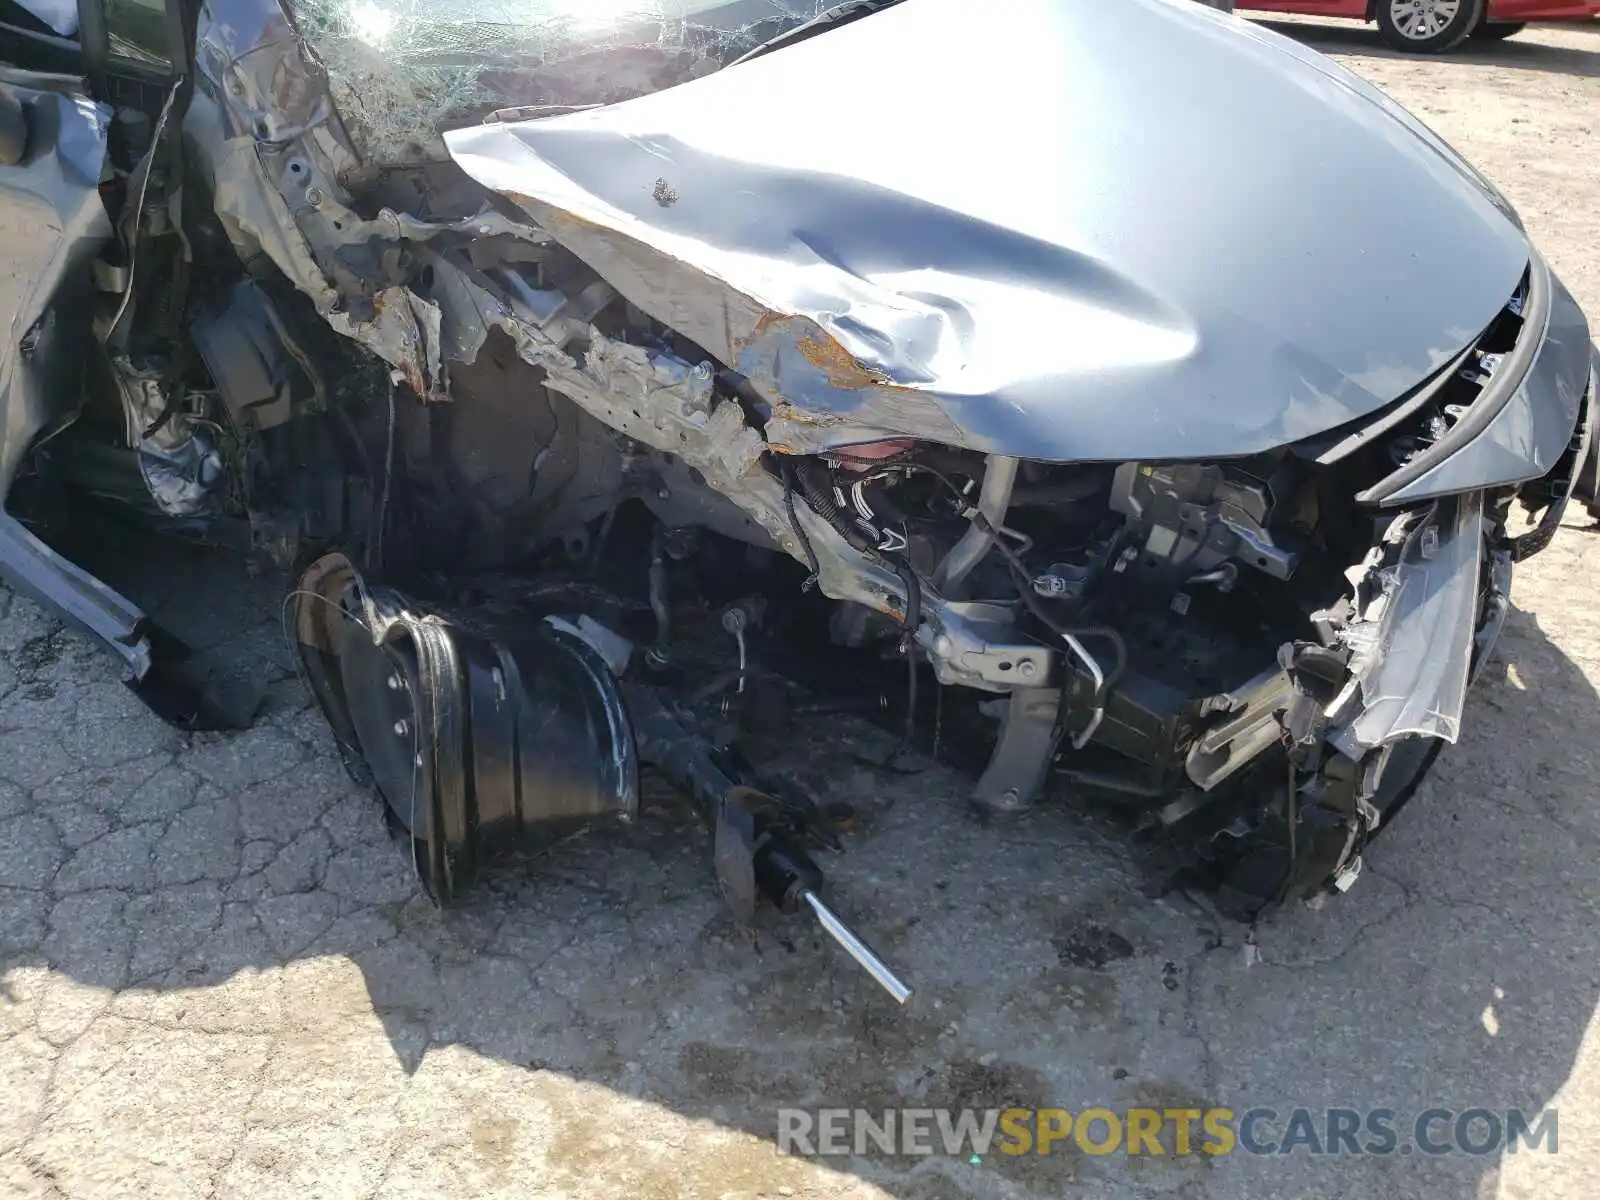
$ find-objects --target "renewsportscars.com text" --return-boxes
[776,1106,1558,1158]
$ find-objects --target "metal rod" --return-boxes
[932,454,1019,598]
[802,891,912,1005]
[1059,630,1106,750]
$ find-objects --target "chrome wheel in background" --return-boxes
[1377,0,1483,53]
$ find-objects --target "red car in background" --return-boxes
[1238,0,1600,53]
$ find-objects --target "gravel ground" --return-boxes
[4,17,1600,1200]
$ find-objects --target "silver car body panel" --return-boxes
[1380,272,1595,503]
[443,0,1535,461]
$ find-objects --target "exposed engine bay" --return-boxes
[2,0,1597,1002]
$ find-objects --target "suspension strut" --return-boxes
[624,683,912,1004]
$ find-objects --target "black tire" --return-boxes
[1365,736,1444,834]
[1471,20,1527,40]
[1575,425,1600,523]
[1376,0,1484,53]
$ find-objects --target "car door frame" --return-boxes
[0,0,197,703]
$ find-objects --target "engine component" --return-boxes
[1185,666,1293,790]
[105,357,226,519]
[290,552,639,902]
[1110,460,1298,582]
[1033,559,1098,602]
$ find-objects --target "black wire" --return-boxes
[1266,757,1300,919]
[896,641,919,762]
[907,462,976,511]
[142,399,180,441]
[891,558,922,757]
[373,375,395,572]
[894,556,923,635]
[778,460,821,587]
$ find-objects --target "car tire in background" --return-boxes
[1576,415,1600,524]
[1471,20,1527,40]
[1376,0,1484,53]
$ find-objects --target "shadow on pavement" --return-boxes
[1,523,1596,1198]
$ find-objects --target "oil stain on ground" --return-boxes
[1052,921,1135,970]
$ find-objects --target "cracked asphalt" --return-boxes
[5,18,1600,1200]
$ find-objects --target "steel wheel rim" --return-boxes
[1389,0,1463,39]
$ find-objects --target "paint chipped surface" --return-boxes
[796,334,894,392]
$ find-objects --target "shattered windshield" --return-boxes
[293,0,835,164]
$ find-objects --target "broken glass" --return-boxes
[290,0,833,164]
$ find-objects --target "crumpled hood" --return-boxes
[444,0,1532,461]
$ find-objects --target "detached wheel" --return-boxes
[1376,0,1483,52]
[1471,20,1527,40]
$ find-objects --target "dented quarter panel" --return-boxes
[443,0,1533,461]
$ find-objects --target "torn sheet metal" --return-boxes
[400,242,910,612]
[187,0,444,396]
[444,0,1535,462]
[189,0,590,399]
[326,287,444,397]
[1334,493,1486,751]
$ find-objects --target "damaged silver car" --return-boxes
[2,0,1596,998]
